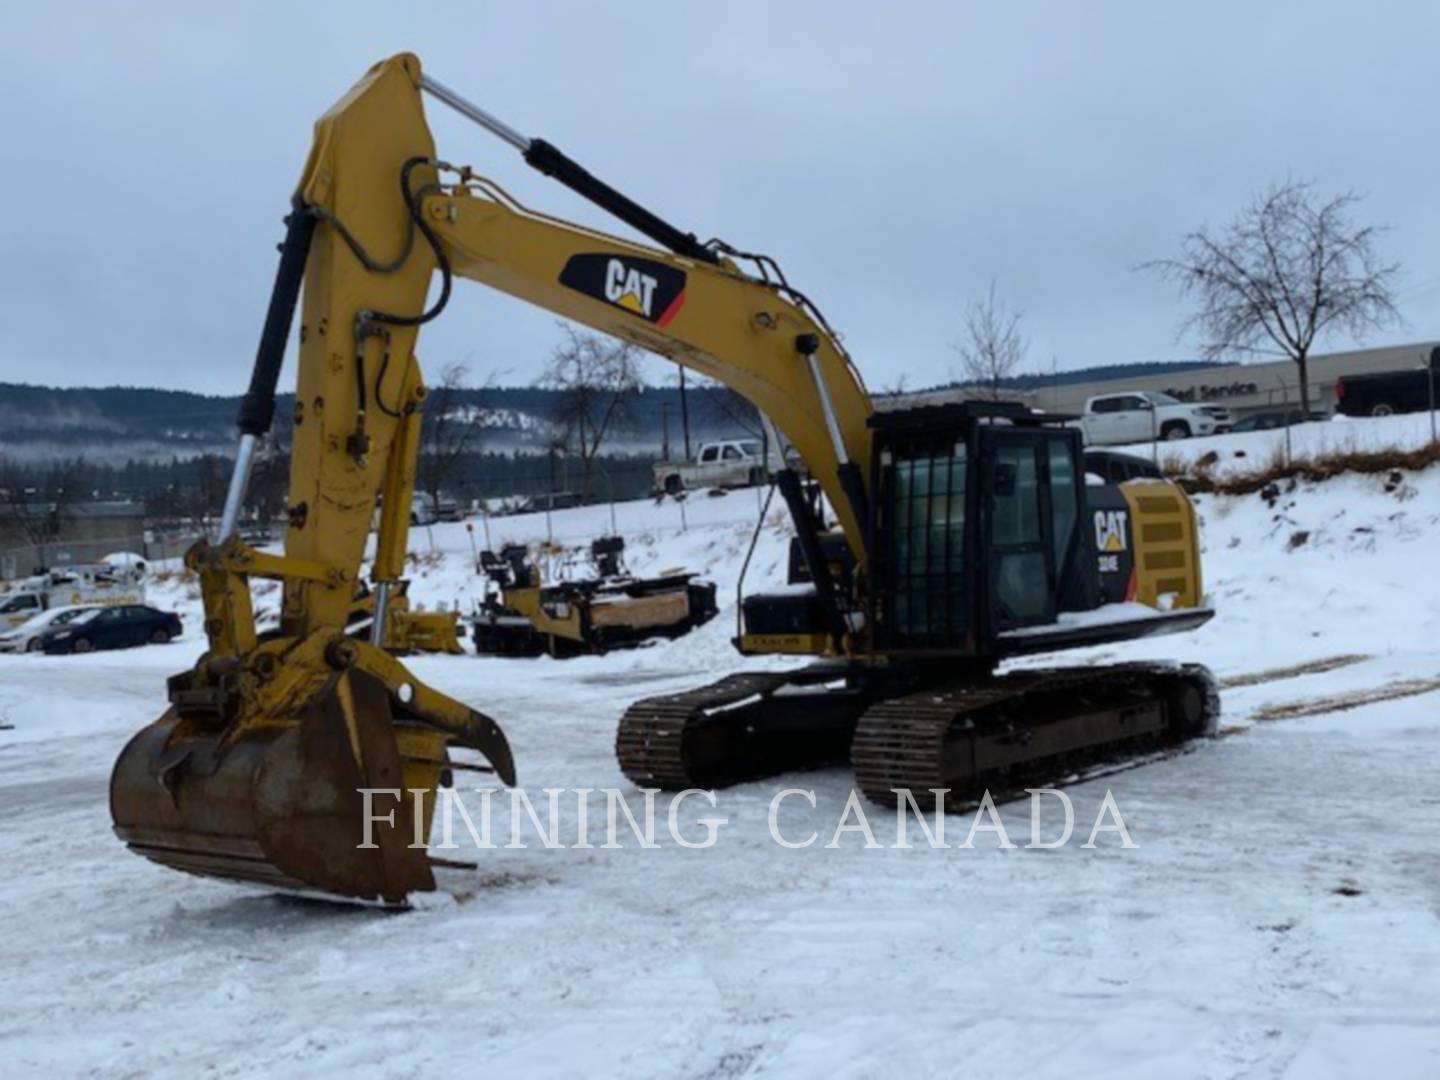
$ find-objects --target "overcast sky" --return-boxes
[3,1,1437,396]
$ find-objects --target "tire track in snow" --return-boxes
[1219,653,1370,689]
[1252,676,1440,721]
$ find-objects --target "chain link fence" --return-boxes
[0,528,207,583]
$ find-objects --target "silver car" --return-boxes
[0,604,100,654]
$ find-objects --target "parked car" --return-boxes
[653,439,769,495]
[518,491,591,513]
[1335,347,1440,417]
[411,493,463,526]
[0,562,147,630]
[1083,449,1162,484]
[238,525,278,545]
[37,604,182,655]
[1230,409,1328,433]
[1074,391,1230,445]
[0,604,99,654]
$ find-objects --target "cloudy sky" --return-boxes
[3,1,1437,395]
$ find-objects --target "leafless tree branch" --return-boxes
[417,361,488,514]
[951,280,1029,400]
[1143,179,1402,410]
[536,325,643,499]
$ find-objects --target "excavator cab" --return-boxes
[742,400,1208,662]
[869,402,1096,653]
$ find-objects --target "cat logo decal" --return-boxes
[559,254,687,326]
[1094,509,1129,553]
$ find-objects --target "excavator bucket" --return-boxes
[110,666,512,904]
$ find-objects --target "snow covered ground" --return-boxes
[3,422,1440,1078]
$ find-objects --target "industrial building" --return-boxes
[0,501,146,580]
[883,340,1438,419]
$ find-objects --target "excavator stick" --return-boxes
[108,55,520,903]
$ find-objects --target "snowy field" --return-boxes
[3,418,1440,1078]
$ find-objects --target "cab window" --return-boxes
[1048,440,1079,571]
[887,446,968,644]
[699,446,719,463]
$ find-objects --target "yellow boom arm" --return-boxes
[275,52,873,649]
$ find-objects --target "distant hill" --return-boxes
[0,360,1225,465]
[0,382,767,464]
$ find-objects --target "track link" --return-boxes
[616,664,858,789]
[853,662,1219,808]
[616,661,1220,802]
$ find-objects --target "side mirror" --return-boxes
[993,462,1018,497]
[1138,399,1155,410]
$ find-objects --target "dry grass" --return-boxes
[148,566,198,587]
[1166,438,1440,496]
[1253,676,1440,721]
[405,550,445,570]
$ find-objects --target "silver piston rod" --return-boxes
[217,433,258,541]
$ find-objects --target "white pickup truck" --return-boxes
[0,561,147,630]
[653,439,769,495]
[1074,391,1231,446]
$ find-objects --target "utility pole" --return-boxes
[660,402,671,461]
[678,366,692,460]
[1428,346,1437,445]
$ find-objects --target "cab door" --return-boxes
[694,444,721,485]
[980,430,1056,633]
[1114,394,1155,442]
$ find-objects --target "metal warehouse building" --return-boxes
[1028,341,1438,418]
[880,340,1437,419]
[0,501,147,581]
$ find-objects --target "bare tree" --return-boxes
[0,456,86,570]
[186,453,230,535]
[416,362,483,515]
[1145,180,1401,414]
[693,377,763,440]
[953,280,1028,400]
[247,439,290,533]
[882,373,911,397]
[537,325,642,498]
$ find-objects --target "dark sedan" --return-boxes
[1084,449,1162,484]
[1230,409,1328,432]
[38,604,182,654]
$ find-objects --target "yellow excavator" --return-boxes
[111,54,1217,904]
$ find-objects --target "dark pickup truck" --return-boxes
[1336,347,1440,417]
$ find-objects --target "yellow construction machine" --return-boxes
[472,537,718,657]
[111,54,1217,904]
[348,580,466,655]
